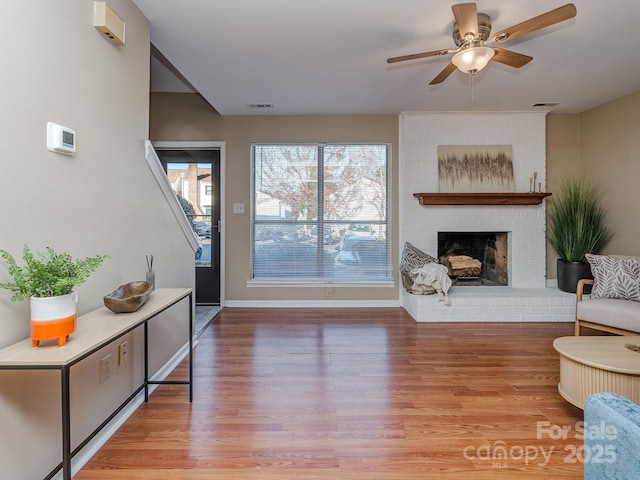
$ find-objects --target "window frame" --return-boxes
[250,142,393,285]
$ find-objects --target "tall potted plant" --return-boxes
[0,245,109,347]
[547,175,613,293]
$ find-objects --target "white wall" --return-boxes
[400,112,548,289]
[0,2,195,479]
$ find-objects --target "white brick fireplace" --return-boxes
[400,112,575,322]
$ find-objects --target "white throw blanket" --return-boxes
[409,263,452,306]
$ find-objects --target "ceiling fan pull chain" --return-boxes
[469,71,475,102]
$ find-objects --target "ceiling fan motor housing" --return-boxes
[453,12,492,46]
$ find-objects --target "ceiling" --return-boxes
[134,0,640,116]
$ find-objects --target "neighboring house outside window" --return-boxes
[251,143,392,283]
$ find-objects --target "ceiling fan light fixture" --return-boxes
[451,46,495,74]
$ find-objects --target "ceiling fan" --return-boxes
[387,3,577,85]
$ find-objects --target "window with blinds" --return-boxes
[252,143,392,282]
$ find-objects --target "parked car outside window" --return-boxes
[193,221,208,236]
[344,224,373,238]
[334,236,388,276]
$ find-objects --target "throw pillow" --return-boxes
[585,254,640,301]
[399,242,438,293]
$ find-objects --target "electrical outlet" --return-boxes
[119,341,128,366]
[326,287,334,297]
[100,354,112,383]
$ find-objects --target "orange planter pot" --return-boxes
[30,292,78,347]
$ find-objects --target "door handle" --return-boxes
[216,219,221,233]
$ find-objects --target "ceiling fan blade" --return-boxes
[429,63,457,85]
[492,3,577,43]
[452,3,479,40]
[491,47,533,68]
[387,49,453,64]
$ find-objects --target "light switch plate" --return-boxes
[233,203,245,214]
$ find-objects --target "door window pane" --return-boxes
[166,162,212,267]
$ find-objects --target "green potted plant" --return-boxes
[547,175,613,293]
[0,245,109,347]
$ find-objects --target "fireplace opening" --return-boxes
[438,232,508,286]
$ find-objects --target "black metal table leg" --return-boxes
[61,366,71,480]
[144,321,149,402]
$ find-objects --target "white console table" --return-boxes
[0,288,193,480]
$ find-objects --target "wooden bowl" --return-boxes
[104,281,153,314]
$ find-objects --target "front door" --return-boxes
[156,148,221,305]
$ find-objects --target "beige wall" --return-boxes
[545,91,640,277]
[151,93,400,303]
[0,3,194,478]
[545,114,580,278]
[578,90,640,256]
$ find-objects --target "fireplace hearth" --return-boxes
[438,232,508,286]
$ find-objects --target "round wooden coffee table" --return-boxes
[553,336,640,409]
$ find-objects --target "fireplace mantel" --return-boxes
[413,192,551,206]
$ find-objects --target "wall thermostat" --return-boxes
[47,122,76,155]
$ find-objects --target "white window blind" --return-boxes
[252,143,392,282]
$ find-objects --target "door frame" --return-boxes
[153,141,226,307]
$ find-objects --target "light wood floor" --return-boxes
[76,308,586,479]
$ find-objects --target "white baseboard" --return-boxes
[224,300,401,308]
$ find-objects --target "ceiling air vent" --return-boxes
[247,104,274,109]
[531,102,560,108]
